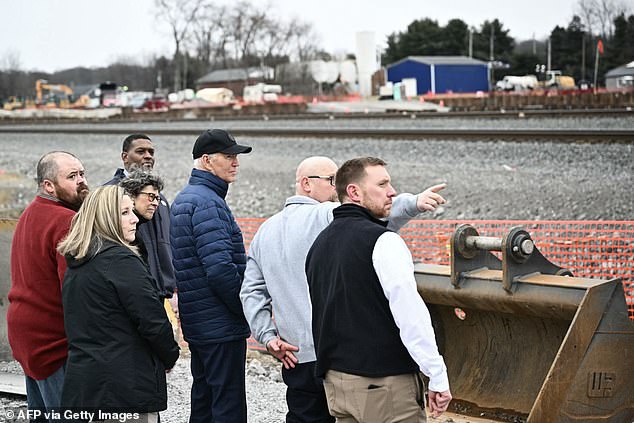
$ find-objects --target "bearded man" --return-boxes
[8,151,89,420]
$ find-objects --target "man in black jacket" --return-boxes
[105,134,176,299]
[306,157,452,422]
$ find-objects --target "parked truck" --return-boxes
[540,70,576,89]
[495,75,539,91]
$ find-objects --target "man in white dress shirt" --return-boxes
[240,156,447,422]
[306,157,452,422]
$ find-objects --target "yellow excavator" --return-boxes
[540,70,577,90]
[35,79,75,108]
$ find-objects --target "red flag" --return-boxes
[597,39,604,55]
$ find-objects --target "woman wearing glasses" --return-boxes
[119,171,173,300]
[57,185,179,421]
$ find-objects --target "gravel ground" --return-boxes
[0,116,632,422]
[0,124,632,220]
[163,349,288,422]
[0,350,288,423]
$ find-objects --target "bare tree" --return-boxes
[576,0,631,37]
[227,1,269,66]
[289,20,321,62]
[185,0,322,79]
[576,0,597,34]
[251,15,322,63]
[155,0,206,91]
[190,3,230,67]
[599,0,630,37]
[0,50,24,100]
[256,17,319,62]
[256,17,293,60]
[1,50,22,71]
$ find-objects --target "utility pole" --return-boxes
[547,37,551,71]
[594,39,603,91]
[593,46,599,90]
[489,24,495,61]
[469,29,473,58]
[532,33,536,55]
[581,34,586,81]
[182,52,188,90]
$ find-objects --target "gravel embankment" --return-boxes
[0,126,632,220]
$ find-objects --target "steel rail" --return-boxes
[1,108,633,124]
[0,127,632,142]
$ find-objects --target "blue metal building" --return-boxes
[386,56,489,94]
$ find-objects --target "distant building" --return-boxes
[605,61,634,90]
[386,56,489,95]
[195,66,275,95]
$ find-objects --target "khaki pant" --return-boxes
[101,412,158,423]
[323,370,426,423]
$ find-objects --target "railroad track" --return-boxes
[1,108,633,123]
[238,108,633,120]
[0,127,632,142]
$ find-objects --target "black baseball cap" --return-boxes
[192,129,252,159]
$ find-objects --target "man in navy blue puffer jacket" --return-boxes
[170,129,252,423]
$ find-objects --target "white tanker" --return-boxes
[495,74,538,91]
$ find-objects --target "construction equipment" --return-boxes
[2,96,24,111]
[415,224,634,422]
[540,70,576,90]
[35,79,74,108]
[495,75,539,91]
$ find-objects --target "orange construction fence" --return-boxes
[237,218,634,320]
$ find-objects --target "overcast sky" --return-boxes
[2,0,584,73]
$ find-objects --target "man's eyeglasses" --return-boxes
[307,175,335,186]
[139,192,161,203]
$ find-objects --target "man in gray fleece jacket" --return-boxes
[239,156,446,423]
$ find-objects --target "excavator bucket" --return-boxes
[415,224,634,422]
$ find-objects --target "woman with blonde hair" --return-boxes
[58,185,179,422]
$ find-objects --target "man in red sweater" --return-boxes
[8,151,89,419]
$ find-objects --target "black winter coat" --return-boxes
[61,241,179,413]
